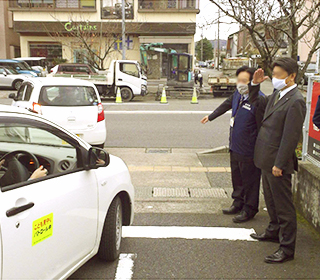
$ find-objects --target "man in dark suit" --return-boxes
[249,58,306,264]
[313,95,320,129]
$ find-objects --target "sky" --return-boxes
[194,0,240,42]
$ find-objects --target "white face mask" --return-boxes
[237,83,249,95]
[272,77,288,90]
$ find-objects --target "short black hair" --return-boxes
[272,58,299,77]
[236,66,256,81]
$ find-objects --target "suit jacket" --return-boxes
[249,85,306,174]
[313,95,320,128]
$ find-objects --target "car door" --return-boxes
[116,62,141,93]
[0,120,98,279]
[0,68,11,87]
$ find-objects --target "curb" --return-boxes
[197,146,230,155]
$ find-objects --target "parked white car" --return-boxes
[0,105,134,279]
[0,66,33,90]
[10,77,107,148]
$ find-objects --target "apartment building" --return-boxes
[9,0,199,75]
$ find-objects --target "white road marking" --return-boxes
[114,253,136,280]
[104,110,231,115]
[122,226,257,241]
[103,103,169,106]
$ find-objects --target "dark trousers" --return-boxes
[261,170,296,256]
[230,151,261,217]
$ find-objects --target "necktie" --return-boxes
[274,90,281,106]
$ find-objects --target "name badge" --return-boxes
[243,103,251,111]
[230,117,234,127]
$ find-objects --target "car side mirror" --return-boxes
[2,72,7,76]
[8,93,17,100]
[87,147,110,170]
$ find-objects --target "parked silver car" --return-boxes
[0,67,33,90]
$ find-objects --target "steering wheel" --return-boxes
[0,150,40,187]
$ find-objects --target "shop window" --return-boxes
[29,43,62,68]
[101,0,134,19]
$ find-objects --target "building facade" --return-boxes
[9,0,199,77]
[0,0,20,59]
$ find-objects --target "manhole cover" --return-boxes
[146,148,172,154]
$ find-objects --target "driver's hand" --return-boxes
[30,165,48,180]
[0,159,5,168]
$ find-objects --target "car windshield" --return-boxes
[0,125,73,148]
[39,86,99,106]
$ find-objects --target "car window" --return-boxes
[16,84,26,101]
[120,63,139,77]
[24,84,34,101]
[39,86,99,106]
[0,68,5,74]
[0,123,78,188]
[76,66,90,73]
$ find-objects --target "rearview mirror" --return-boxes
[87,147,110,170]
[1,72,7,77]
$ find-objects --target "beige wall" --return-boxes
[0,1,20,59]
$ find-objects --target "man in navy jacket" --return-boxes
[201,66,265,223]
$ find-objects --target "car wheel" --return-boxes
[12,80,23,90]
[98,197,122,262]
[120,87,133,102]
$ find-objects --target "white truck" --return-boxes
[54,60,147,102]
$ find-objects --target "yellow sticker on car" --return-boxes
[32,213,53,246]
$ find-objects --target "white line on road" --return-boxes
[103,103,168,106]
[104,110,231,115]
[114,253,136,280]
[122,226,257,241]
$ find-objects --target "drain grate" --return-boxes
[153,188,189,197]
[145,148,172,154]
[189,188,227,198]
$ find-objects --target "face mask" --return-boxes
[272,77,288,90]
[237,83,249,95]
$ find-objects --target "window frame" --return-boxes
[0,116,89,193]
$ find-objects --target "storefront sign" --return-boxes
[64,21,97,32]
[307,81,320,164]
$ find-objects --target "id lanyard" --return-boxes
[230,95,245,127]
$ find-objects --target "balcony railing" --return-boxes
[138,0,199,11]
[9,0,96,9]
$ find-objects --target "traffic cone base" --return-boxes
[191,87,198,104]
[115,87,122,103]
[160,87,168,104]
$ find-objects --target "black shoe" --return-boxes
[264,249,294,264]
[222,205,241,215]
[250,232,280,243]
[233,211,252,223]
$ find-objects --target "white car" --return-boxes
[0,66,33,90]
[0,105,134,279]
[10,77,107,148]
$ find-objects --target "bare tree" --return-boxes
[44,13,143,70]
[209,0,320,81]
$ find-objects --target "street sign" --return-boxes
[302,76,320,167]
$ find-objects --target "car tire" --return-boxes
[98,196,123,262]
[12,80,23,90]
[120,87,133,102]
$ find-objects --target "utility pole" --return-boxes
[217,9,220,69]
[121,0,126,60]
[201,26,204,61]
